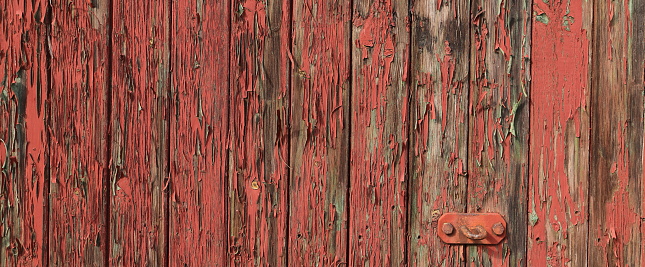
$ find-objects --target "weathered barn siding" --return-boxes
[350,0,409,265]
[170,0,230,265]
[289,0,351,265]
[589,0,644,265]
[110,0,169,265]
[1,0,644,266]
[407,0,470,265]
[468,0,531,265]
[0,0,48,266]
[48,0,110,265]
[529,0,591,266]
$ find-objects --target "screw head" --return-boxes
[492,223,505,235]
[442,223,455,235]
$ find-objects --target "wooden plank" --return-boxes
[349,0,409,265]
[588,0,644,265]
[109,0,169,265]
[228,0,290,265]
[169,0,230,265]
[467,0,531,265]
[0,0,49,266]
[289,0,351,265]
[407,0,470,266]
[48,0,111,265]
[528,0,592,265]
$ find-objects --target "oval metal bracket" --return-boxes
[437,213,506,245]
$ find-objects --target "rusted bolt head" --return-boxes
[492,223,505,235]
[442,223,454,235]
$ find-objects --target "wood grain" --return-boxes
[349,0,410,265]
[48,0,111,265]
[109,0,169,265]
[0,0,49,265]
[229,0,290,265]
[407,0,470,266]
[588,0,644,265]
[169,0,230,265]
[289,0,351,265]
[467,0,531,265]
[528,0,592,265]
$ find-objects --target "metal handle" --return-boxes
[459,225,487,240]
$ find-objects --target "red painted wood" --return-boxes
[228,0,290,265]
[408,0,470,265]
[169,0,230,265]
[289,0,351,265]
[349,0,409,265]
[48,0,111,265]
[0,0,49,265]
[467,0,531,265]
[529,0,592,265]
[588,0,644,265]
[2,0,645,265]
[109,0,169,265]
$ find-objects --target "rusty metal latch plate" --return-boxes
[437,213,507,245]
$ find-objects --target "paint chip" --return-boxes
[536,13,549,25]
[529,210,539,226]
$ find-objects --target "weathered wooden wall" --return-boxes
[1,0,644,266]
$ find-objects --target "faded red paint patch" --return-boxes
[529,0,590,266]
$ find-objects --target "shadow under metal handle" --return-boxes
[459,225,488,240]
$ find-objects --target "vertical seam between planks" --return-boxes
[164,0,173,266]
[525,0,533,265]
[285,0,294,264]
[43,2,53,266]
[345,0,354,264]
[524,1,533,266]
[105,0,115,264]
[585,0,595,265]
[463,0,472,265]
[403,0,413,265]
[405,1,415,265]
[525,0,534,265]
[226,0,232,264]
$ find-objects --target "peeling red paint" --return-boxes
[48,0,111,265]
[289,0,351,265]
[529,0,591,266]
[468,0,531,265]
[1,1,49,266]
[588,0,645,265]
[349,0,409,265]
[229,0,290,265]
[169,0,230,265]
[108,0,170,265]
[2,0,645,265]
[408,0,470,266]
